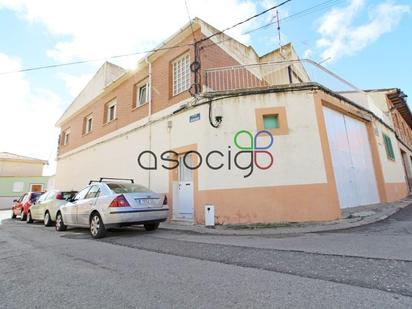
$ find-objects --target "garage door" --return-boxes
[323,107,379,208]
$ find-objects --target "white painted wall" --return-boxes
[0,161,44,176]
[55,91,327,193]
[374,122,406,183]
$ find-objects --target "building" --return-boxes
[55,18,411,225]
[0,152,49,210]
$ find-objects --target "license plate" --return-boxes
[135,198,158,207]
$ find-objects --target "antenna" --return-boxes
[276,10,281,48]
[275,10,286,59]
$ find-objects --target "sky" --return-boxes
[0,0,410,175]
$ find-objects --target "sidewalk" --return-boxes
[160,195,412,236]
[0,210,11,224]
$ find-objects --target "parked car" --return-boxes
[11,192,43,221]
[55,178,169,239]
[26,190,77,225]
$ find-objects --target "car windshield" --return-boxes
[107,183,149,194]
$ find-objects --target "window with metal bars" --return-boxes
[172,53,190,96]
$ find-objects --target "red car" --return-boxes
[11,192,43,221]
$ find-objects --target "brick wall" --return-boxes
[58,30,240,155]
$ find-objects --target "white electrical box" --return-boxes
[204,204,215,227]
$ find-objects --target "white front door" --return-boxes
[324,107,380,208]
[173,153,194,220]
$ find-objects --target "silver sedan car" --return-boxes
[27,190,77,226]
[55,179,169,238]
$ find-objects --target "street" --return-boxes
[0,206,412,309]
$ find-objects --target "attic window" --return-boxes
[172,53,190,96]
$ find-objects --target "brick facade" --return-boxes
[59,29,240,154]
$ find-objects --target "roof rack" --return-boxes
[88,177,134,185]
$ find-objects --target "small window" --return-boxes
[30,192,42,202]
[47,191,56,200]
[74,187,91,201]
[30,184,44,192]
[12,181,24,193]
[37,193,48,203]
[84,115,93,134]
[138,84,147,106]
[263,114,279,129]
[85,185,100,199]
[106,100,117,123]
[22,194,29,203]
[255,107,288,135]
[383,133,395,161]
[172,53,190,96]
[63,129,70,145]
[18,194,26,202]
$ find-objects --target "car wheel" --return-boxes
[55,212,67,231]
[90,213,106,239]
[144,222,159,231]
[44,212,52,227]
[20,211,26,221]
[11,212,16,219]
[26,211,33,224]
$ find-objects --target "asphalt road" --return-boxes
[0,207,411,308]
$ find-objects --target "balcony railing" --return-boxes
[203,59,392,126]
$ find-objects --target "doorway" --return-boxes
[172,153,194,220]
[400,150,412,192]
[323,107,380,208]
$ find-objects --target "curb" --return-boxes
[159,197,412,236]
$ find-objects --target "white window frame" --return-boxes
[12,181,24,193]
[85,115,93,134]
[172,53,190,96]
[137,84,148,106]
[63,129,70,145]
[106,100,117,123]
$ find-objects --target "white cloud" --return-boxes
[0,0,257,69]
[57,72,94,97]
[0,53,64,175]
[316,0,410,61]
[0,0,261,176]
[303,49,312,59]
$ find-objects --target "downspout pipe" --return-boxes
[145,55,153,189]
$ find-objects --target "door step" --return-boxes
[172,218,194,225]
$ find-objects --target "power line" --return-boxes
[0,43,194,75]
[198,0,292,44]
[201,0,345,49]
[0,1,292,76]
[0,0,347,76]
[243,0,345,35]
[184,0,196,43]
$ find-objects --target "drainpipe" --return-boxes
[145,56,153,189]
